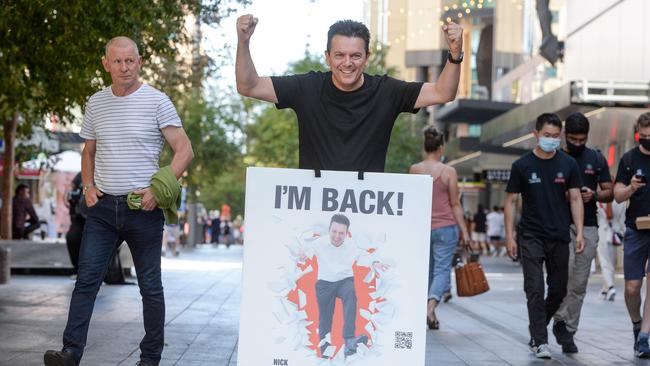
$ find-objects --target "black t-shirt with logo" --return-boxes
[506,150,582,242]
[615,147,650,227]
[567,147,612,227]
[271,71,423,172]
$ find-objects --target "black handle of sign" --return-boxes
[358,171,364,180]
[314,169,321,178]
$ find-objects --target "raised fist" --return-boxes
[442,22,463,59]
[237,14,258,43]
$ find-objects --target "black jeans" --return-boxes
[519,232,569,345]
[61,194,164,364]
[315,277,357,346]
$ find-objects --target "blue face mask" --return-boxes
[538,137,560,152]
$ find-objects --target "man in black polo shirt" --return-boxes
[235,15,463,172]
[504,113,584,359]
[552,112,613,353]
[614,112,650,358]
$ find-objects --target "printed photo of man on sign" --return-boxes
[291,214,390,359]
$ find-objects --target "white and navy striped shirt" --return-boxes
[80,84,182,195]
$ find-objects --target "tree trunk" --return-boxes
[1,113,18,239]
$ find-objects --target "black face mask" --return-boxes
[566,141,586,156]
[640,138,650,151]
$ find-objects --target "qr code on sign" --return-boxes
[394,331,413,349]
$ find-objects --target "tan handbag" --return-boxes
[455,241,489,297]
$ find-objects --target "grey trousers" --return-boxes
[553,225,599,333]
[316,277,357,343]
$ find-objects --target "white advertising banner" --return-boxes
[238,167,432,366]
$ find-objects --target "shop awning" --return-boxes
[436,99,519,124]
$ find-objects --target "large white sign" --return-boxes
[238,168,432,366]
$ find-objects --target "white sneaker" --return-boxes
[607,287,616,301]
[534,343,552,359]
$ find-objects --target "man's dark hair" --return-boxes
[14,183,28,197]
[327,20,370,55]
[423,125,444,152]
[637,112,650,129]
[535,113,562,131]
[330,214,350,230]
[493,206,499,211]
[565,112,590,135]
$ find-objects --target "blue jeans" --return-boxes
[62,194,165,364]
[428,225,459,301]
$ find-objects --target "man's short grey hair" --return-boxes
[104,36,140,58]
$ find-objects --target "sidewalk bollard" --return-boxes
[0,247,10,285]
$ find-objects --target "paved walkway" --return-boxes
[0,245,647,365]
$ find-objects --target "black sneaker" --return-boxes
[561,339,579,353]
[44,350,77,366]
[136,361,159,366]
[552,321,571,345]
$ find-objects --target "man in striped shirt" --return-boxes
[44,37,193,366]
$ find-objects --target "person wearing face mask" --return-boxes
[235,15,463,173]
[614,112,650,358]
[504,113,584,359]
[551,112,613,353]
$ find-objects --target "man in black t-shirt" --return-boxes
[235,15,463,172]
[551,112,613,353]
[504,113,584,359]
[614,112,650,358]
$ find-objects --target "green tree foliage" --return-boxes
[245,44,422,173]
[385,115,423,173]
[172,93,243,196]
[0,0,247,238]
[197,160,246,216]
[0,1,245,124]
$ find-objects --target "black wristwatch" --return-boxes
[448,51,464,64]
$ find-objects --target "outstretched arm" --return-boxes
[235,14,278,103]
[414,22,463,108]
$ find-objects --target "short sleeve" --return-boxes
[596,152,612,183]
[616,153,632,185]
[79,99,96,140]
[567,158,582,189]
[271,74,302,110]
[385,76,424,114]
[157,95,182,129]
[505,161,523,193]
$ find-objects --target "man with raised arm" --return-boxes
[236,15,463,172]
